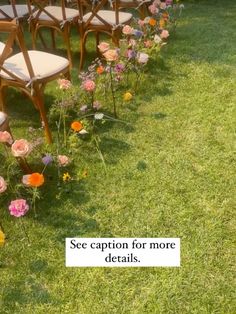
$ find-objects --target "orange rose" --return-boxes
[71,121,83,132]
[149,18,157,27]
[29,173,44,187]
[96,66,104,75]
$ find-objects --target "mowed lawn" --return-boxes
[0,0,235,313]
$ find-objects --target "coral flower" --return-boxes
[123,92,133,101]
[29,173,45,187]
[96,66,104,74]
[149,18,157,26]
[71,121,83,132]
[0,229,5,246]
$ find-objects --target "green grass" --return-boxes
[0,0,236,313]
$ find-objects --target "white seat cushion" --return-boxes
[83,10,132,26]
[33,6,79,21]
[0,5,34,19]
[0,50,69,81]
[0,41,5,55]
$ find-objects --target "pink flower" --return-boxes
[58,155,70,167]
[22,175,31,186]
[0,131,13,145]
[97,42,110,53]
[9,199,29,217]
[148,4,158,14]
[137,52,149,64]
[166,0,173,5]
[0,176,7,193]
[103,49,118,62]
[138,19,145,27]
[82,80,96,92]
[122,25,133,35]
[58,79,72,90]
[129,39,137,47]
[11,139,31,157]
[160,29,169,39]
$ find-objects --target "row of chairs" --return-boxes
[0,1,149,69]
[0,1,150,144]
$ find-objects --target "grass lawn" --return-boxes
[0,0,235,313]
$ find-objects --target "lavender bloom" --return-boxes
[133,29,143,38]
[115,63,125,73]
[42,154,53,165]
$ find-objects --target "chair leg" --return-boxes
[63,24,73,70]
[79,33,87,71]
[33,91,52,144]
[96,32,100,54]
[0,85,7,112]
[51,29,56,50]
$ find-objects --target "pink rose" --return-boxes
[103,49,118,62]
[58,155,70,167]
[0,176,7,193]
[0,130,13,145]
[58,79,72,90]
[11,139,31,157]
[122,25,133,35]
[97,42,110,53]
[9,199,29,217]
[137,52,149,64]
[148,4,158,14]
[160,29,169,39]
[82,80,96,92]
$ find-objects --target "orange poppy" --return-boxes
[149,18,157,27]
[96,66,104,75]
[71,121,83,132]
[29,173,44,187]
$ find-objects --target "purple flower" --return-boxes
[133,29,143,38]
[9,199,29,217]
[115,63,125,73]
[42,154,53,165]
[127,49,136,59]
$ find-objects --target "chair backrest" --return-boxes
[79,0,120,28]
[0,1,33,20]
[0,20,35,83]
[31,0,79,23]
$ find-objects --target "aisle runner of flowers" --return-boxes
[0,0,184,246]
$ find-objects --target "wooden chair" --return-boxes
[0,0,34,21]
[78,0,133,70]
[0,19,70,144]
[116,0,150,19]
[29,0,80,69]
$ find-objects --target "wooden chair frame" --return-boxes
[78,0,133,70]
[0,20,70,144]
[0,1,33,21]
[29,0,80,69]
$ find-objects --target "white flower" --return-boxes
[79,129,89,135]
[137,52,149,64]
[154,34,162,44]
[180,4,184,9]
[94,113,104,120]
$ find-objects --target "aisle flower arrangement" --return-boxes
[0,0,184,245]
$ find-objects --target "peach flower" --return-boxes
[97,42,110,53]
[58,79,72,90]
[0,176,7,193]
[122,25,133,35]
[0,131,13,145]
[103,49,118,62]
[11,139,31,157]
[58,155,70,167]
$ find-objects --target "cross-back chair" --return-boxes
[0,19,70,144]
[29,0,80,69]
[0,0,34,21]
[116,0,149,19]
[78,0,133,70]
